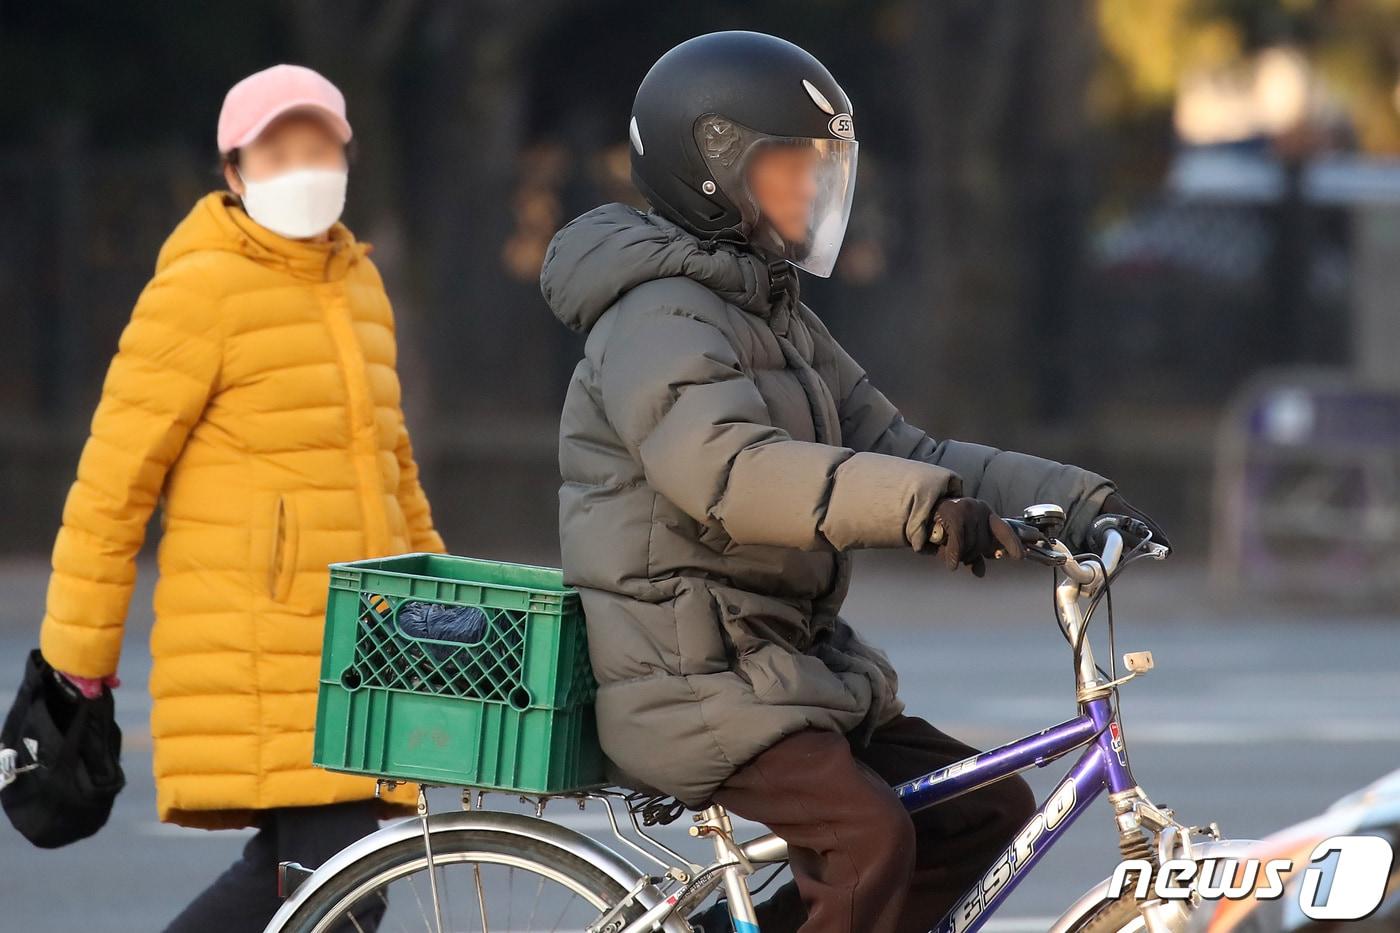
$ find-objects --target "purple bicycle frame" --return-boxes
[891,695,1136,933]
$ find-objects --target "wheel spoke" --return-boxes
[505,865,513,933]
[473,862,489,933]
[383,887,411,933]
[437,862,452,931]
[526,873,544,932]
[548,890,579,932]
[405,874,435,932]
[297,837,635,933]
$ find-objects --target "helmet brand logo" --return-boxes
[829,114,855,140]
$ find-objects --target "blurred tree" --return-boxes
[892,0,1100,435]
[1095,0,1400,153]
[1096,0,1243,112]
[5,0,1400,554]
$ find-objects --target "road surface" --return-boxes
[1,551,1396,930]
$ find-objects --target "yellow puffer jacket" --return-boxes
[39,192,443,828]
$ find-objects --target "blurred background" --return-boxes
[4,0,1400,593]
[2,2,1399,929]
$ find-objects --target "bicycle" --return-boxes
[263,505,1258,933]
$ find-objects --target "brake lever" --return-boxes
[929,515,1070,567]
[1024,541,1067,566]
[1003,518,1068,566]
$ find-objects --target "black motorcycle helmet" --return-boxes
[629,31,858,277]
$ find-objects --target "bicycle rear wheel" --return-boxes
[277,828,648,933]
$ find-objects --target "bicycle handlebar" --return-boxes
[1085,513,1156,555]
[1005,510,1167,575]
[931,505,1167,576]
[1002,518,1068,566]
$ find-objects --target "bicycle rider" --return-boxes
[540,31,1169,933]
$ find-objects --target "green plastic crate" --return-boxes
[312,552,605,793]
[314,680,603,793]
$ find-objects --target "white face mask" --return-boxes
[238,167,347,239]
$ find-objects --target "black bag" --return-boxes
[0,649,125,848]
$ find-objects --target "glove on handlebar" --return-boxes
[1098,492,1171,552]
[928,497,1026,577]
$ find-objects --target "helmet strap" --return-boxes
[766,257,795,306]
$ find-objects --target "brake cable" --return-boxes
[1059,533,1155,776]
[1049,529,1154,681]
[1072,543,1152,680]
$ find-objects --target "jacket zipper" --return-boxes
[319,249,392,554]
[773,317,846,631]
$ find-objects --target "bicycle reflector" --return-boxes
[0,649,124,848]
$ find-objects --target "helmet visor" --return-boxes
[696,116,857,277]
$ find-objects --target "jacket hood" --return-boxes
[156,192,369,281]
[540,202,787,333]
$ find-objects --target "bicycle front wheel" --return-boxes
[277,828,648,933]
[1068,893,1198,933]
[1066,894,1148,933]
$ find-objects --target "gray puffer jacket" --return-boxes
[541,203,1113,806]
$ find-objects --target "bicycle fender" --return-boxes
[1047,838,1262,933]
[261,809,692,933]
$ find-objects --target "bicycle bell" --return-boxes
[1022,503,1066,539]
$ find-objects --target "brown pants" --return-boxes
[710,715,1036,933]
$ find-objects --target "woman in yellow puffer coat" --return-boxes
[37,64,442,931]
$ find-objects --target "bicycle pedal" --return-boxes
[1135,800,1174,830]
[1123,651,1154,673]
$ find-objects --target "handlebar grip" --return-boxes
[1085,514,1152,554]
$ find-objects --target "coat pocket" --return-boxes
[704,582,812,655]
[737,641,869,713]
[704,582,865,713]
[268,493,301,604]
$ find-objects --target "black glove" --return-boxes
[928,497,1026,577]
[1099,491,1171,551]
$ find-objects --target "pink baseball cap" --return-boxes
[217,64,353,154]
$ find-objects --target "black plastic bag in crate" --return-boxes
[397,603,488,661]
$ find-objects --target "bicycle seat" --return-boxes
[605,761,691,825]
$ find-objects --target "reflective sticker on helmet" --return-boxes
[829,113,855,140]
[803,79,836,116]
